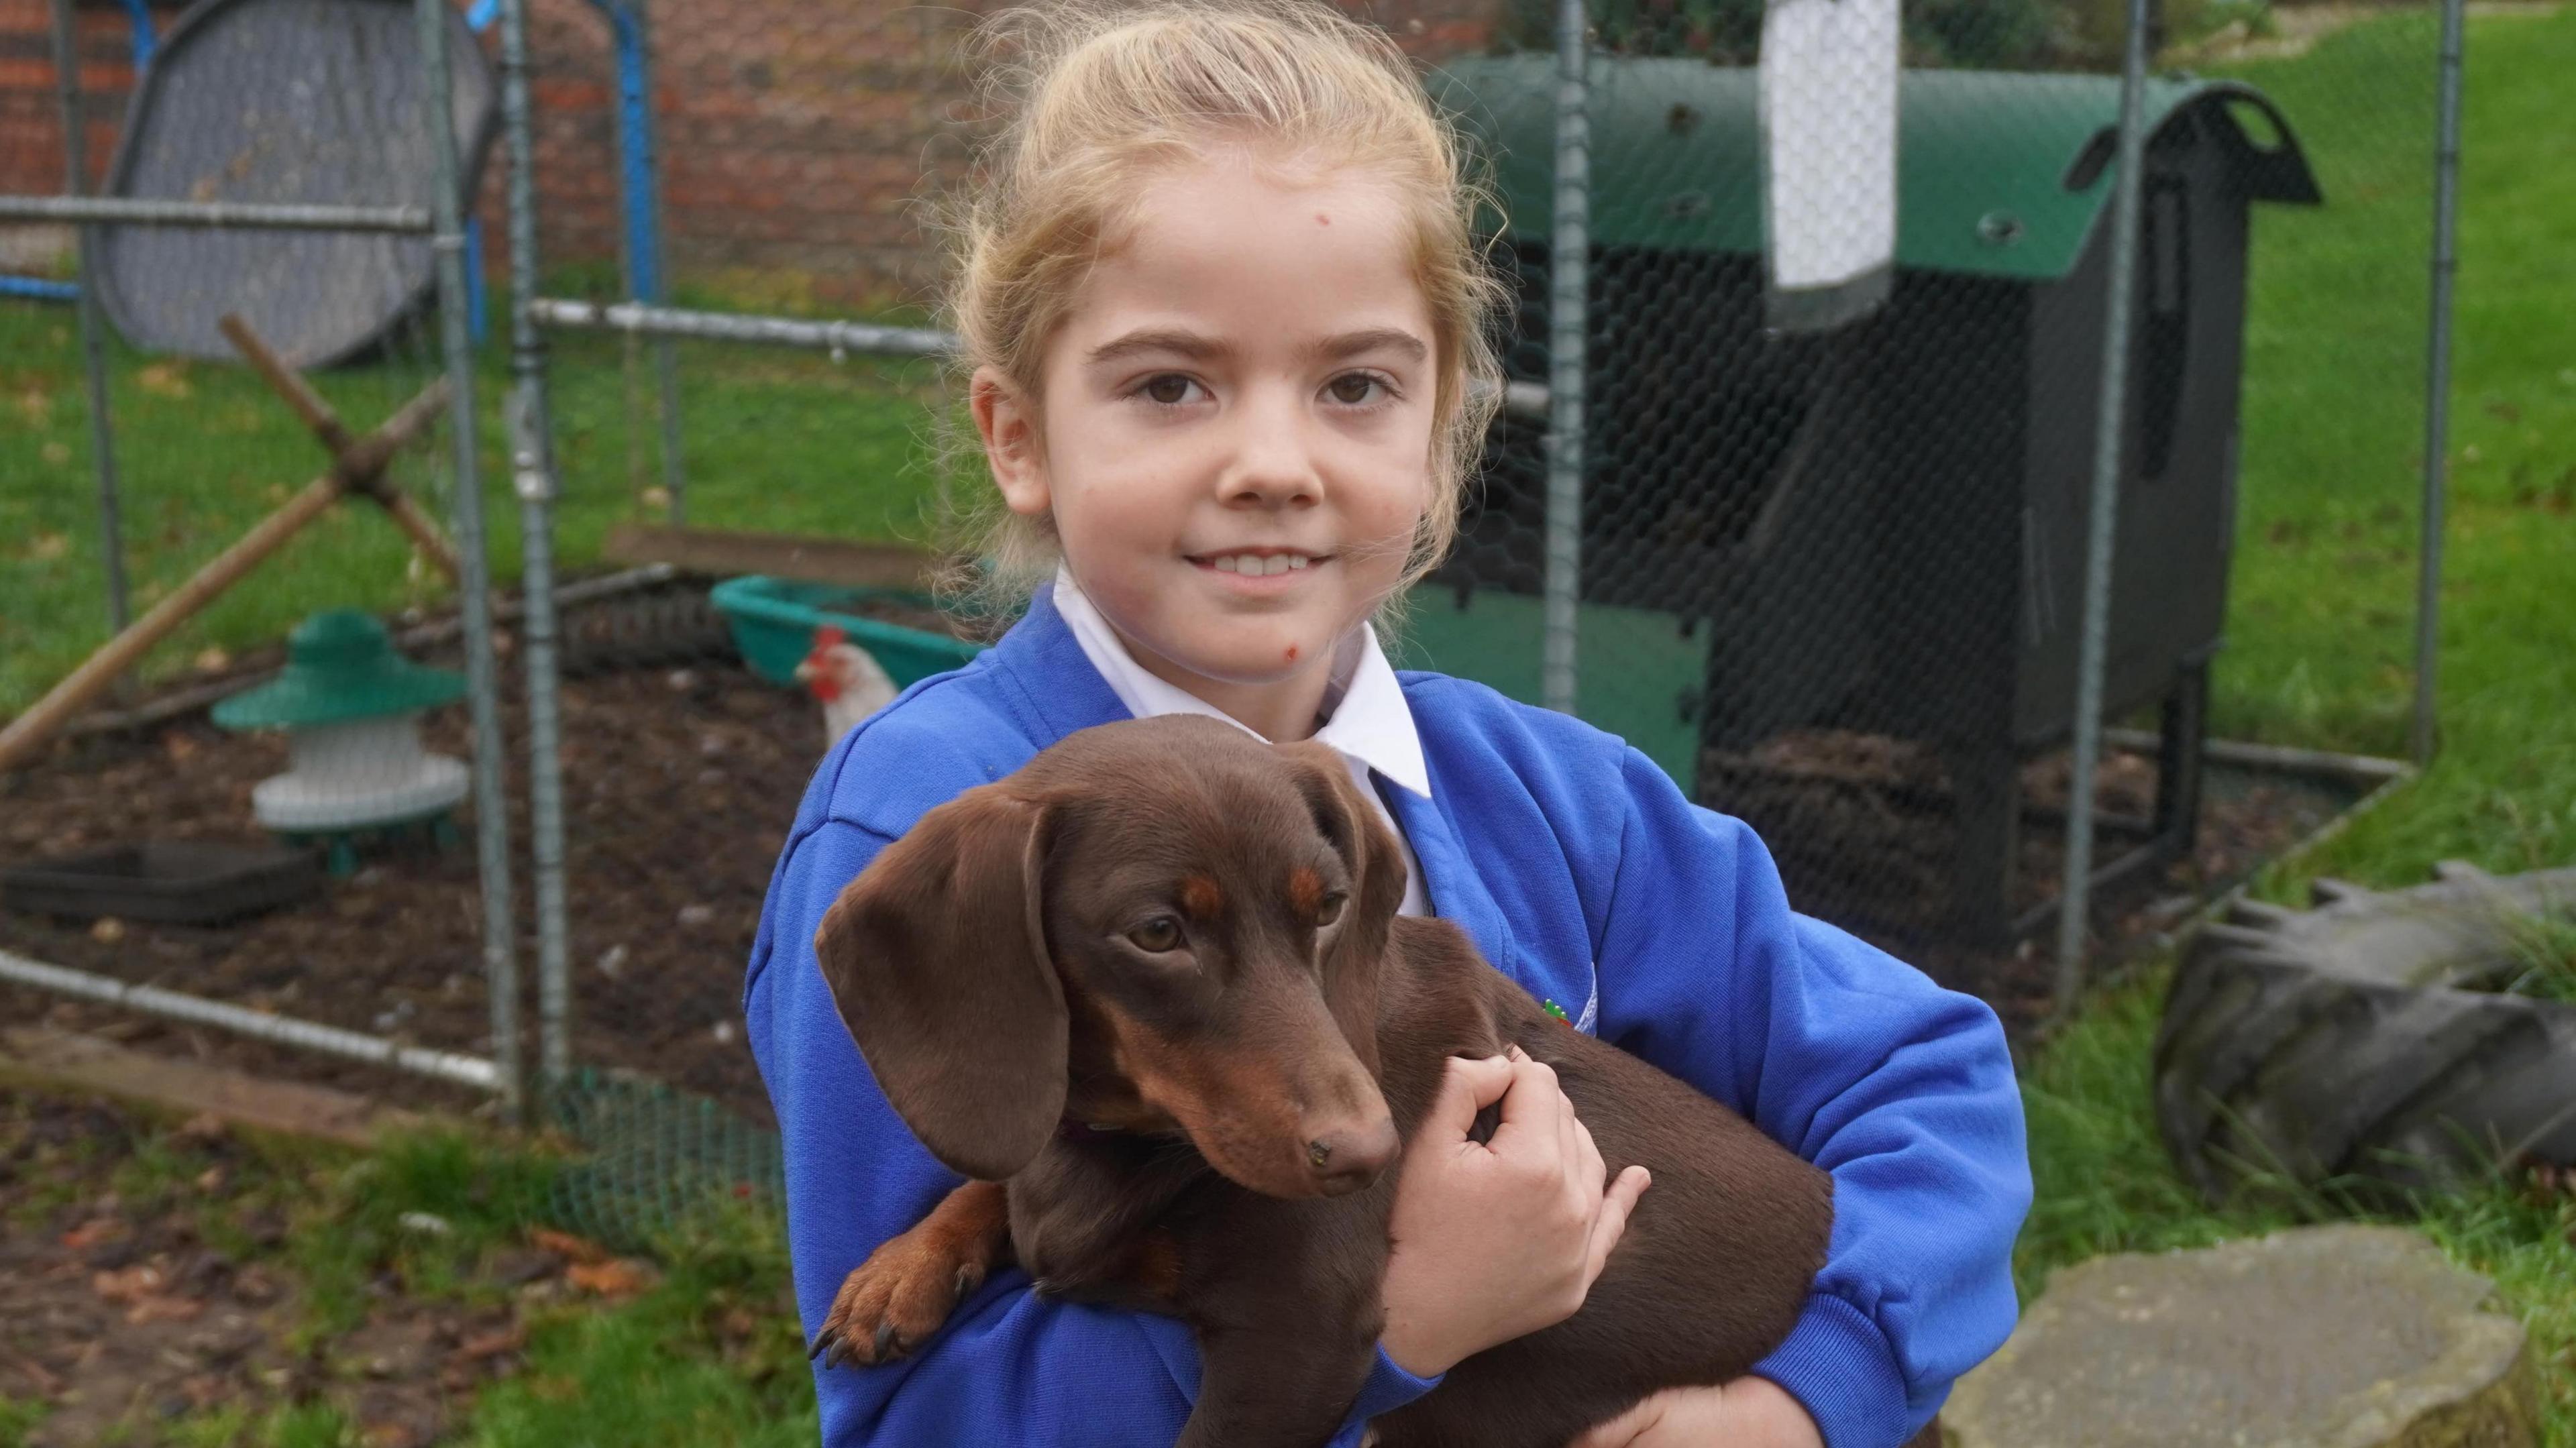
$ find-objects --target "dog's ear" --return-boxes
[1276,742,1407,1069]
[814,783,1065,1181]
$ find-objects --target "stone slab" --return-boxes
[1945,1225,2537,1448]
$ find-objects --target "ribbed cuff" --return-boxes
[1327,1347,1444,1446]
[1752,1292,1911,1448]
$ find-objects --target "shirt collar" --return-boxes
[1050,568,1431,799]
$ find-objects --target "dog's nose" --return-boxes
[1305,1114,1399,1194]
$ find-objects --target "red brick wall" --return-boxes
[3,0,1504,309]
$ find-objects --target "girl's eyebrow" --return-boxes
[1084,327,1428,367]
[1087,328,1224,365]
[1311,328,1428,365]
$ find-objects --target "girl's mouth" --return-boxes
[1189,550,1324,578]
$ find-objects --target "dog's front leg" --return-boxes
[1173,1195,1391,1448]
[812,1178,1012,1369]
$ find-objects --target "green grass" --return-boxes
[464,1202,816,1448]
[0,302,953,715]
[2205,5,2576,765]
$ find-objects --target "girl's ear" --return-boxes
[971,366,1051,519]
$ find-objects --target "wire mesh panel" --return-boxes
[498,0,994,1129]
[1418,0,2434,1007]
[471,0,2455,1155]
[0,0,517,1113]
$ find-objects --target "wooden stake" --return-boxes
[0,378,450,775]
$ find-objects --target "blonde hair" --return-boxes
[934,0,1507,614]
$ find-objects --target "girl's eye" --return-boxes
[1128,917,1184,952]
[1326,373,1388,406]
[1140,374,1199,407]
[1316,892,1348,928]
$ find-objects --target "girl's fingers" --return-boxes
[1584,1165,1652,1280]
[1489,1045,1563,1153]
[1428,1054,1517,1141]
[1587,1159,1648,1272]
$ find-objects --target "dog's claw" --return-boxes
[873,1322,900,1360]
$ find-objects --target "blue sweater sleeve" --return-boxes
[747,818,1442,1446]
[1589,749,2031,1448]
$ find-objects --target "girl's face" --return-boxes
[974,150,1439,728]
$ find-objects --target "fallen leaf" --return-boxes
[162,731,200,763]
[566,1258,651,1299]
[93,1262,166,1302]
[42,440,70,465]
[194,1166,225,1193]
[60,1219,127,1251]
[138,361,194,399]
[127,1292,203,1325]
[91,916,125,944]
[28,532,67,561]
[194,647,232,673]
[527,1228,609,1265]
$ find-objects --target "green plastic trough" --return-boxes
[708,575,985,690]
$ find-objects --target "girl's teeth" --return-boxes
[1209,554,1307,575]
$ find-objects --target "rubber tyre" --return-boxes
[2154,862,2576,1205]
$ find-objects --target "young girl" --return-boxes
[744,3,2032,1444]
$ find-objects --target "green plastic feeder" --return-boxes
[213,609,465,731]
[213,610,470,870]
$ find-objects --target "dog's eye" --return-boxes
[1128,917,1184,952]
[1316,892,1347,927]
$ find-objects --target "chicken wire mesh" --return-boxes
[1421,0,2440,997]
[5,0,2463,1243]
[1,0,522,1113]
[479,0,2457,1182]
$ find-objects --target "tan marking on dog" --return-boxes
[1288,867,1325,917]
[1181,875,1224,920]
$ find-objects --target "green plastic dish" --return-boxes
[708,575,989,689]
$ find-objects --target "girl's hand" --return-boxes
[1566,1378,1825,1448]
[1379,1046,1651,1378]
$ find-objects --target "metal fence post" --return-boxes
[630,0,686,522]
[500,0,576,1092]
[2412,0,2467,767]
[417,0,524,1116]
[1544,0,1588,718]
[2053,0,2155,1013]
[46,0,129,638]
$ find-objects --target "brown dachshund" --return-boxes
[807,714,1833,1448]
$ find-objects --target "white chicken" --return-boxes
[794,626,900,750]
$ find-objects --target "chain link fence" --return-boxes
[1,0,524,1115]
[2,0,2468,1238]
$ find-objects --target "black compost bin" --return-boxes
[1423,60,2320,944]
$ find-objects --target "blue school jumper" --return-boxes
[744,589,2032,1448]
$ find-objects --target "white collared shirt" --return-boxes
[1052,569,1432,918]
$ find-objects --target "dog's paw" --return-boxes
[810,1237,989,1371]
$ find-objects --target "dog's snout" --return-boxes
[1306,1115,1399,1194]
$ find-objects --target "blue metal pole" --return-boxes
[50,0,130,636]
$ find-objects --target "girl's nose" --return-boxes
[1216,390,1321,510]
